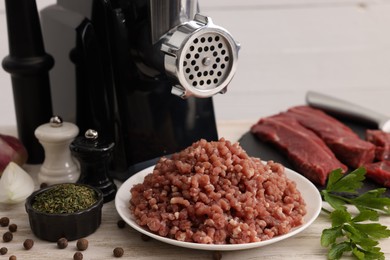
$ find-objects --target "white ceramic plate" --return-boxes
[115,165,322,251]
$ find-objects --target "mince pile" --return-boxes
[130,138,306,244]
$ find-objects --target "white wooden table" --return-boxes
[1,120,390,260]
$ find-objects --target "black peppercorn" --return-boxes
[0,247,7,255]
[40,183,48,189]
[0,217,9,227]
[8,224,17,233]
[2,231,13,242]
[76,238,88,251]
[73,252,83,260]
[113,247,124,257]
[212,251,222,260]
[117,219,126,229]
[23,239,34,250]
[9,255,16,260]
[140,233,151,241]
[57,237,68,249]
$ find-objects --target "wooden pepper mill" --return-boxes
[70,129,117,203]
[34,116,80,185]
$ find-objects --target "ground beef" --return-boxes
[129,138,306,244]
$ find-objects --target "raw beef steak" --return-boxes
[366,130,390,161]
[286,106,375,168]
[251,114,347,186]
[365,161,390,187]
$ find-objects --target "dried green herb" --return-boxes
[32,184,97,214]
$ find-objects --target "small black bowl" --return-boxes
[25,183,104,242]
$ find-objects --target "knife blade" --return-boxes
[306,91,390,133]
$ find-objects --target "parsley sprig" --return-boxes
[321,167,390,259]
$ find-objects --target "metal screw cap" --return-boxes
[85,129,98,140]
[49,116,63,127]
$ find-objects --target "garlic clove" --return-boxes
[0,162,35,204]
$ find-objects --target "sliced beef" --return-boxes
[365,161,390,187]
[366,130,390,161]
[286,106,376,168]
[251,114,347,186]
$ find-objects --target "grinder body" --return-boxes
[39,0,239,180]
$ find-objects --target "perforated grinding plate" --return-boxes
[182,32,233,90]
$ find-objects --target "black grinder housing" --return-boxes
[3,0,240,180]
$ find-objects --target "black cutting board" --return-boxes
[239,118,390,197]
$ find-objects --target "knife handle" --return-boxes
[306,91,387,129]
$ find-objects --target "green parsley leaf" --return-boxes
[321,167,390,260]
[352,210,378,222]
[330,209,351,227]
[353,223,390,239]
[322,190,347,211]
[325,168,345,191]
[352,247,366,260]
[326,168,366,194]
[342,224,373,245]
[351,189,390,214]
[328,241,351,260]
[321,226,343,247]
[352,246,384,260]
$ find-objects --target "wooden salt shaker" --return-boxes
[70,129,117,203]
[34,116,80,185]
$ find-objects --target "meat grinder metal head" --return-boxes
[141,0,240,98]
[162,14,240,98]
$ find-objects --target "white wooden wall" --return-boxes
[1,0,390,127]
